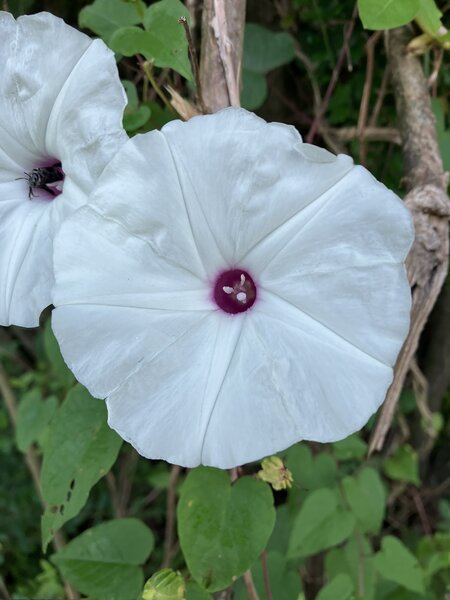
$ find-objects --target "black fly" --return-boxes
[17,162,64,199]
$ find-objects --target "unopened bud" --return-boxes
[407,33,433,55]
[257,456,293,491]
[142,569,185,600]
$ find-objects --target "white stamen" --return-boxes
[223,286,234,294]
[240,274,246,286]
[236,292,247,303]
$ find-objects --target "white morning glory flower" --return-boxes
[0,11,127,327]
[52,108,414,469]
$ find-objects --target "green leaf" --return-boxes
[325,536,376,600]
[143,569,185,599]
[44,320,76,390]
[16,389,57,452]
[241,70,268,111]
[185,581,213,599]
[109,26,143,55]
[417,532,450,577]
[332,434,367,461]
[286,444,337,496]
[124,105,152,132]
[145,100,176,129]
[79,0,143,43]
[243,23,295,74]
[342,467,386,534]
[122,80,152,132]
[41,385,122,550]
[52,518,154,600]
[267,505,294,555]
[316,574,354,600]
[415,0,444,36]
[143,0,192,80]
[177,467,276,592]
[383,445,420,485]
[373,536,425,594]
[358,0,420,30]
[288,488,355,559]
[233,551,301,600]
[111,0,192,79]
[122,79,139,110]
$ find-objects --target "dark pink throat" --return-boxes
[213,269,257,314]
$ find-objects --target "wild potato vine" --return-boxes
[0,1,449,599]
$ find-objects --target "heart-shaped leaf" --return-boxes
[177,467,275,592]
[288,488,355,559]
[52,518,154,600]
[373,536,425,594]
[342,467,386,534]
[110,0,193,80]
[78,0,143,43]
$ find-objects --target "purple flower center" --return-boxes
[24,160,65,200]
[213,269,257,314]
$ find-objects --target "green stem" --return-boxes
[142,61,175,113]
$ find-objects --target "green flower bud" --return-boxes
[142,569,185,600]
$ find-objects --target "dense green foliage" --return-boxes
[1,1,449,599]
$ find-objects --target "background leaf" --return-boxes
[332,434,367,461]
[325,535,376,600]
[288,488,355,558]
[233,550,301,600]
[241,70,268,111]
[185,580,213,599]
[358,0,420,30]
[79,0,143,43]
[111,0,193,79]
[43,321,75,391]
[373,536,426,594]
[383,445,420,485]
[316,573,354,600]
[342,467,386,534]
[40,385,122,550]
[52,518,154,600]
[243,23,296,74]
[15,389,57,452]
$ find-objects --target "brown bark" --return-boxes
[421,284,450,412]
[200,0,246,112]
[369,27,450,454]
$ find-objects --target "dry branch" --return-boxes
[200,0,246,112]
[369,27,450,454]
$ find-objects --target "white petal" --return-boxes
[248,166,413,365]
[106,313,243,468]
[45,39,127,193]
[201,292,393,468]
[160,107,354,267]
[0,12,91,163]
[85,134,212,280]
[53,206,211,310]
[52,205,214,398]
[0,182,53,327]
[52,306,210,399]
